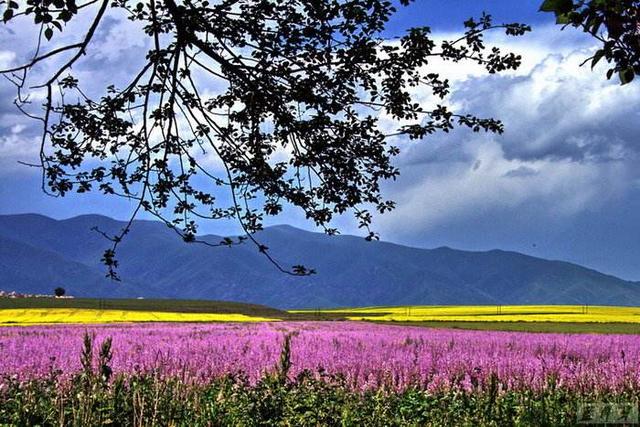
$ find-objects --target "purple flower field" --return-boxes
[1,321,639,393]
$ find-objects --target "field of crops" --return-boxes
[4,303,640,338]
[0,308,276,325]
[294,304,640,323]
[1,321,640,425]
[5,302,640,326]
[1,302,639,423]
[3,321,639,391]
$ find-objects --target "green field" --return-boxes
[376,320,640,334]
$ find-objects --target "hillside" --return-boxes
[0,213,639,308]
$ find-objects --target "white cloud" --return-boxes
[0,133,41,172]
[0,50,15,68]
[380,139,629,234]
[373,27,640,239]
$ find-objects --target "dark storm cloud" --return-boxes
[450,52,640,163]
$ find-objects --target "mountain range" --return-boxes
[0,213,639,308]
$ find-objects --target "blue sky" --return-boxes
[386,0,553,34]
[2,1,640,281]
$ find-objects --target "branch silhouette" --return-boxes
[0,0,529,278]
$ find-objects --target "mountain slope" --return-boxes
[0,213,638,308]
[0,233,146,298]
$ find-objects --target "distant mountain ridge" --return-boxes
[0,213,638,308]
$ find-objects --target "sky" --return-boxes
[1,1,640,280]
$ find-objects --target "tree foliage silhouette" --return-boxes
[541,0,640,84]
[0,0,529,277]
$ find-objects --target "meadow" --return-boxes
[2,321,640,425]
[2,302,640,425]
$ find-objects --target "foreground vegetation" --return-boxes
[3,371,629,426]
[2,331,636,426]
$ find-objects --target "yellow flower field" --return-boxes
[291,305,640,323]
[0,309,279,325]
[4,305,640,326]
